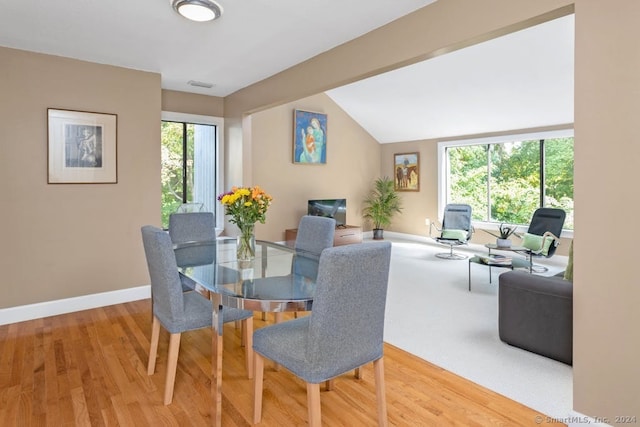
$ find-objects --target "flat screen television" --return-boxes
[307,199,346,227]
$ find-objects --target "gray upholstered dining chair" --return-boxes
[168,211,215,245]
[291,215,335,288]
[278,215,336,322]
[264,215,335,323]
[141,225,254,405]
[253,242,392,427]
[168,211,220,289]
[294,215,336,254]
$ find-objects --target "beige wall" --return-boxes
[380,140,437,236]
[249,93,380,242]
[0,46,160,308]
[162,89,224,117]
[574,0,640,422]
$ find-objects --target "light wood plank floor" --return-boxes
[0,300,564,426]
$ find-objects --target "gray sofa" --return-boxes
[498,271,573,365]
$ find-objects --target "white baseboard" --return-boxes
[0,285,151,326]
[381,230,430,243]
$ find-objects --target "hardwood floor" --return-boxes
[0,300,563,426]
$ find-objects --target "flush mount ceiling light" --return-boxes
[171,0,223,22]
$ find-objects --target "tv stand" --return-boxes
[285,225,363,246]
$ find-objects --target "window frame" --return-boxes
[161,111,225,234]
[437,128,574,238]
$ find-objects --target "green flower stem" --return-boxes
[237,224,255,261]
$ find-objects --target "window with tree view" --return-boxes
[161,120,218,228]
[444,135,574,230]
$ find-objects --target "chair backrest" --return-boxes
[442,204,473,238]
[305,242,392,379]
[168,211,215,244]
[141,225,185,326]
[527,208,566,257]
[294,215,336,254]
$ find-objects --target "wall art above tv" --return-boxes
[293,109,327,165]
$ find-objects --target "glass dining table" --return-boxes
[173,238,319,426]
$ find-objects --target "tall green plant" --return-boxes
[363,177,403,229]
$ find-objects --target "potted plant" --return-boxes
[363,176,403,240]
[484,223,519,247]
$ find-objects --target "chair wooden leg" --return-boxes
[354,367,362,379]
[244,317,254,379]
[272,313,282,371]
[374,357,388,427]
[253,353,265,424]
[164,333,182,405]
[306,382,321,427]
[240,320,245,347]
[325,379,334,391]
[147,316,161,375]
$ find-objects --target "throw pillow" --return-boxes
[441,229,468,241]
[522,232,554,256]
[564,239,574,281]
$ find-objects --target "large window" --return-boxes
[160,112,223,229]
[439,130,574,230]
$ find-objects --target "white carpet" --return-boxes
[380,234,573,419]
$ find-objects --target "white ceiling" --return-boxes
[0,1,573,144]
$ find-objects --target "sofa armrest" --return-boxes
[500,270,572,298]
[498,271,573,364]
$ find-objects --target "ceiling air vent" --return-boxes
[187,80,214,88]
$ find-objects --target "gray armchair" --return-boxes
[253,242,392,426]
[429,203,474,260]
[498,270,572,365]
[515,207,566,272]
[141,226,254,404]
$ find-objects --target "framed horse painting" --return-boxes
[394,152,419,191]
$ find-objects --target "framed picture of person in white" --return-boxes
[47,108,117,183]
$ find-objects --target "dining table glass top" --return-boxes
[174,238,319,312]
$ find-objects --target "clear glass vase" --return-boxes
[236,224,256,263]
